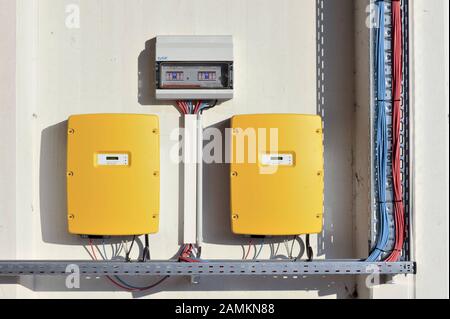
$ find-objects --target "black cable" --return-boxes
[306,234,313,262]
[141,234,150,262]
[113,275,170,291]
[125,235,136,262]
[199,100,218,114]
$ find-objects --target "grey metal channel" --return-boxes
[0,261,415,276]
[370,0,410,261]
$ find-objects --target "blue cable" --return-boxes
[367,1,390,262]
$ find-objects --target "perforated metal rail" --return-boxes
[0,260,415,276]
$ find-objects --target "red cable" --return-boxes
[176,101,187,114]
[178,244,201,263]
[194,100,202,114]
[182,101,190,114]
[88,239,140,292]
[386,1,405,262]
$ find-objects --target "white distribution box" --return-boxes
[155,36,234,100]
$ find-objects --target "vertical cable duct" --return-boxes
[385,0,405,262]
[367,0,390,262]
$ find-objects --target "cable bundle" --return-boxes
[87,240,204,291]
[175,100,217,115]
[179,244,202,262]
[385,0,405,262]
[88,238,169,292]
[367,0,390,262]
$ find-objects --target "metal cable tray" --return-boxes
[0,260,416,276]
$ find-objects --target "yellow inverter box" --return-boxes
[66,114,160,236]
[230,114,324,236]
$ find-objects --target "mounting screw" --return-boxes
[68,128,75,134]
[67,171,74,177]
[316,214,321,219]
[68,214,75,220]
[231,171,238,177]
[317,171,322,176]
[232,214,239,220]
[152,214,158,219]
[152,128,159,134]
[316,129,322,134]
[153,171,159,177]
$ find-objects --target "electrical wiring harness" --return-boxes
[87,237,315,291]
[385,0,405,262]
[175,100,218,115]
[88,238,169,292]
[367,0,390,262]
[367,0,405,262]
[87,239,206,291]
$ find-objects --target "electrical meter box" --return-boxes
[230,114,324,236]
[66,114,160,236]
[155,35,233,100]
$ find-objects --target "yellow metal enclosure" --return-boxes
[66,114,160,236]
[230,114,324,236]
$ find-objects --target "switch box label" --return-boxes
[261,153,294,166]
[96,153,129,166]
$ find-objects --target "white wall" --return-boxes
[0,0,17,298]
[410,0,449,299]
[1,0,357,298]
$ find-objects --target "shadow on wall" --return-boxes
[39,121,82,245]
[16,275,355,298]
[315,0,355,259]
[201,118,238,245]
[138,38,172,107]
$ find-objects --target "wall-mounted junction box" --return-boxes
[230,114,324,236]
[66,114,160,236]
[155,35,233,100]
